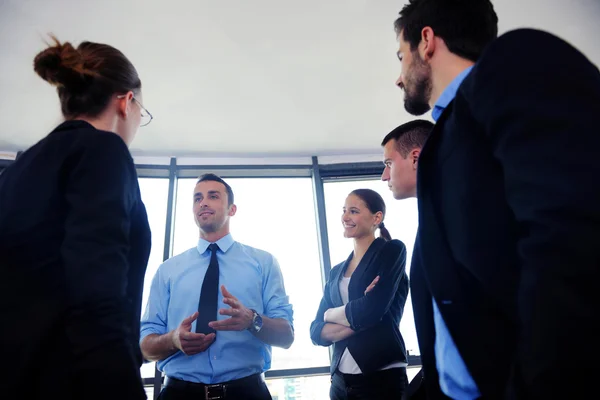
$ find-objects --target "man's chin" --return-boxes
[198,223,217,233]
[404,99,431,116]
[392,190,409,201]
[404,103,431,117]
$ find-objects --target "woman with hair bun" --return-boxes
[0,37,152,399]
[310,188,410,399]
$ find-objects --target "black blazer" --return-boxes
[412,29,600,400]
[0,121,151,399]
[310,238,409,374]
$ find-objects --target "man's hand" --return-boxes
[364,276,380,295]
[209,285,254,331]
[172,312,215,355]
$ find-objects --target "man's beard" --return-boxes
[404,55,432,116]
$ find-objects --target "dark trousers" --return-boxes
[330,368,408,400]
[157,375,272,400]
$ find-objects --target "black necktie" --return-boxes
[196,243,220,334]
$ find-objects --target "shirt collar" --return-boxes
[431,65,474,122]
[197,233,235,255]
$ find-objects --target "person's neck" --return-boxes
[75,113,116,133]
[352,235,376,263]
[200,228,230,244]
[429,56,475,108]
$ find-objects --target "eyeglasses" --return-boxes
[133,97,153,127]
[117,94,153,127]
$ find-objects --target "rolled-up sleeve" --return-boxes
[262,255,293,327]
[140,265,170,341]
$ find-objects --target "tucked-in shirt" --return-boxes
[431,65,481,399]
[140,233,293,384]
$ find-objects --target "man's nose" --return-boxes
[382,168,390,181]
[396,75,403,89]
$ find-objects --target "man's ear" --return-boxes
[228,204,237,217]
[420,27,437,60]
[412,148,421,170]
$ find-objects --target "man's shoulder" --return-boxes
[234,241,276,264]
[477,28,594,74]
[159,247,199,270]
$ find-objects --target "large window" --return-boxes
[323,179,420,356]
[173,177,330,370]
[138,178,170,378]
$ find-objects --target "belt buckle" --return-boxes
[205,383,226,400]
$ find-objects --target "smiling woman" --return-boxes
[311,187,410,399]
[324,180,419,358]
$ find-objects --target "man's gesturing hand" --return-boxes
[209,285,254,331]
[172,312,215,355]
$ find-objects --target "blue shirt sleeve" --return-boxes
[261,254,293,327]
[140,264,170,342]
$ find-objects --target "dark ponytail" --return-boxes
[379,222,392,241]
[350,189,392,241]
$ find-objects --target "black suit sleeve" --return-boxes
[60,133,146,399]
[310,279,336,347]
[464,29,600,398]
[345,240,407,331]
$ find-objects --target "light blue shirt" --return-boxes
[140,233,293,384]
[431,65,481,400]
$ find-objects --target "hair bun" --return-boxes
[33,36,97,90]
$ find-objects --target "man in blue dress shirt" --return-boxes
[141,173,294,400]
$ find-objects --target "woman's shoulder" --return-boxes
[379,238,407,255]
[385,238,406,248]
[53,120,128,150]
[330,260,346,274]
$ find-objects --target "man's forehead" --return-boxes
[194,180,225,193]
[383,140,397,157]
[397,29,406,45]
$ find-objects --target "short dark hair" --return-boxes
[350,189,392,241]
[33,35,141,119]
[394,0,498,62]
[381,119,433,157]
[196,173,235,206]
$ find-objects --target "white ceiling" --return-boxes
[0,0,598,157]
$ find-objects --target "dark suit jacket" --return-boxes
[0,120,151,399]
[412,29,600,399]
[311,238,409,374]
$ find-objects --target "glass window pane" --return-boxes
[323,179,420,356]
[266,375,332,400]
[138,178,169,378]
[173,178,330,370]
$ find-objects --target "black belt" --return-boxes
[164,374,264,400]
